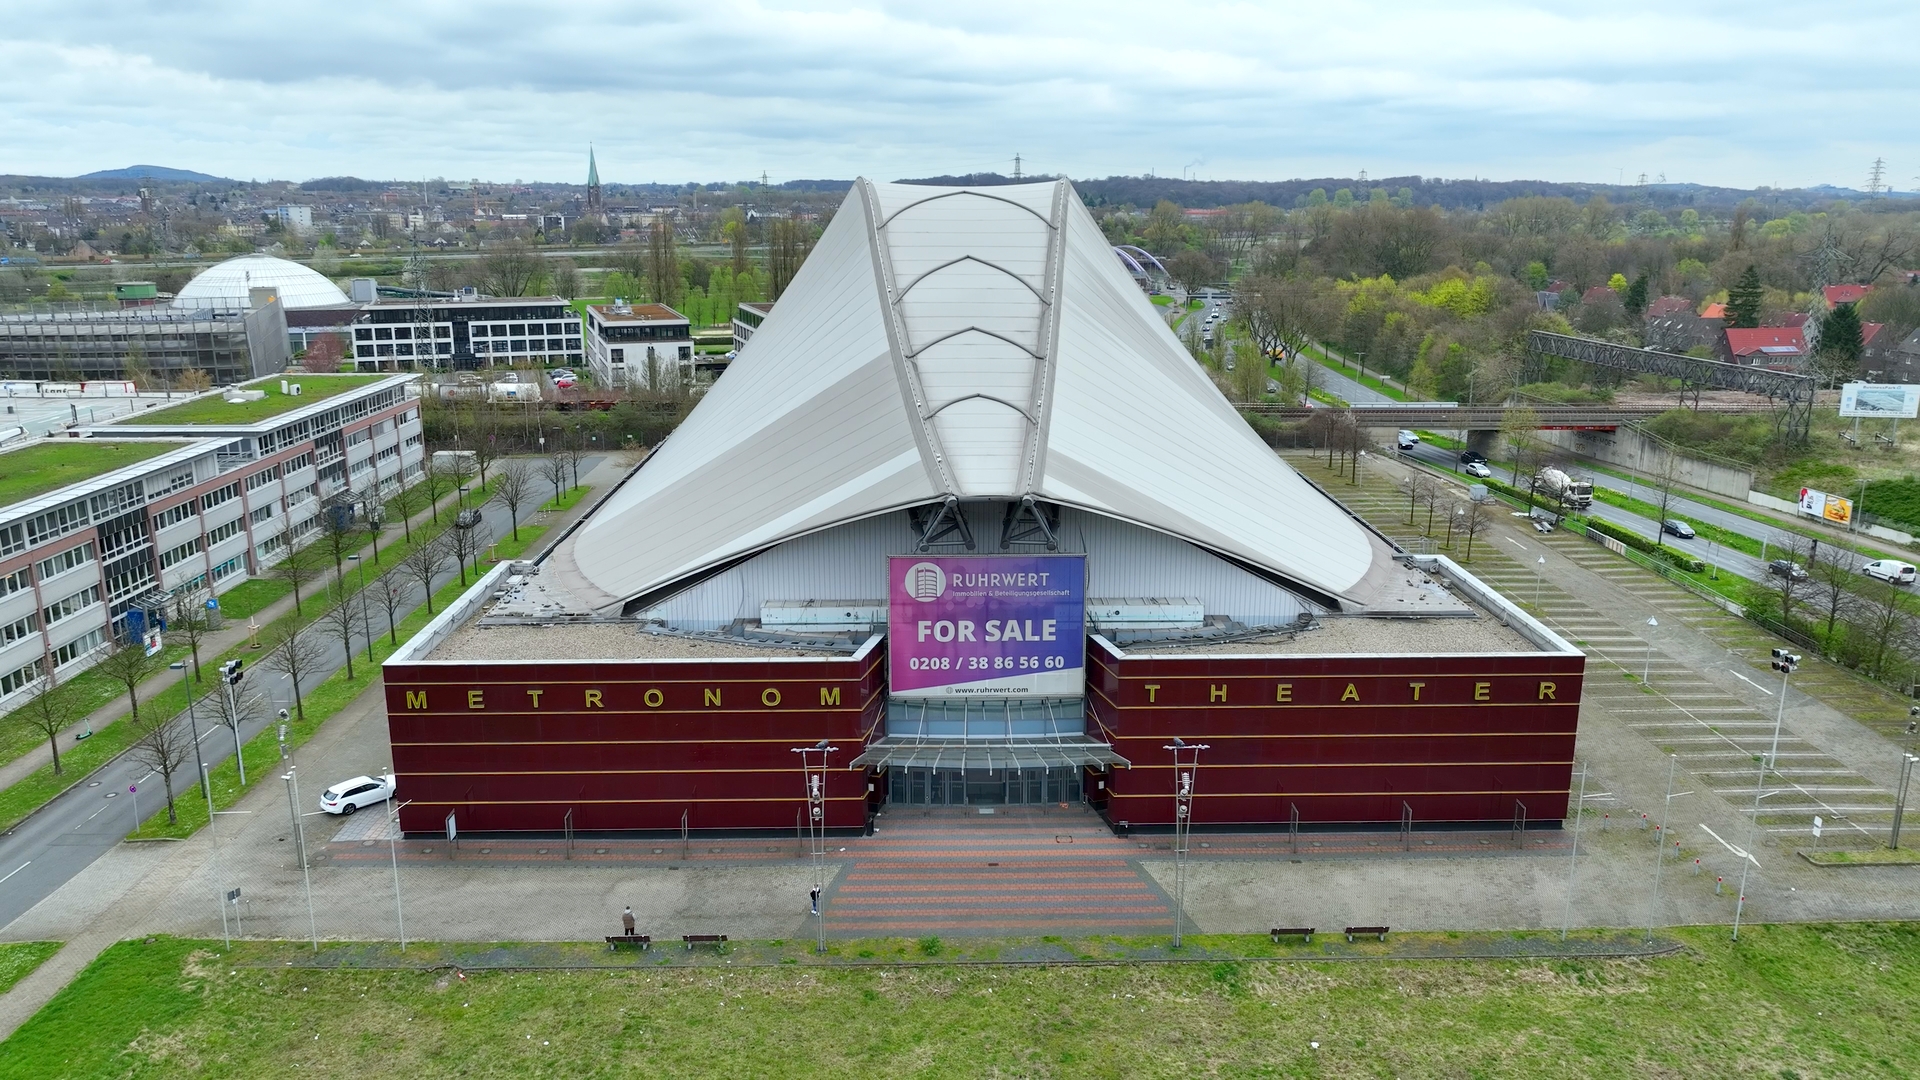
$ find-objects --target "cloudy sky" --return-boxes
[5,1,1912,189]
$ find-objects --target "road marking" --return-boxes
[1504,537,1527,550]
[0,861,28,885]
[1728,669,1774,695]
[1699,823,1760,867]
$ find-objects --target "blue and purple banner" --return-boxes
[888,554,1086,699]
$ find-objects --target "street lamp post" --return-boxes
[1560,761,1588,941]
[170,661,208,799]
[1893,718,1918,850]
[283,766,318,951]
[1735,649,1798,940]
[1642,617,1658,686]
[1534,555,1546,610]
[1164,738,1208,949]
[1646,754,1677,945]
[389,788,410,950]
[790,740,837,954]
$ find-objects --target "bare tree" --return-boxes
[262,621,327,723]
[129,714,194,826]
[318,509,362,597]
[168,592,212,680]
[542,449,569,504]
[490,459,535,540]
[319,590,364,681]
[471,431,497,490]
[441,452,478,506]
[1772,534,1813,626]
[1849,579,1915,680]
[95,641,157,723]
[374,573,411,645]
[1649,453,1683,547]
[401,537,453,614]
[561,441,584,494]
[1459,498,1493,561]
[1808,542,1858,641]
[447,518,491,587]
[479,237,545,297]
[16,672,70,775]
[387,478,422,543]
[271,548,319,617]
[418,462,449,526]
[1398,471,1435,526]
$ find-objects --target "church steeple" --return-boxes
[586,147,602,215]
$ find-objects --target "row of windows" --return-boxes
[26,502,89,546]
[152,466,196,497]
[153,500,197,530]
[0,524,24,558]
[0,567,31,598]
[206,519,245,547]
[52,628,105,668]
[43,584,101,627]
[285,451,315,473]
[201,482,240,512]
[160,538,201,569]
[210,556,246,583]
[475,322,575,338]
[250,504,274,525]
[34,542,94,582]
[357,325,454,342]
[359,343,456,358]
[246,463,282,490]
[89,482,144,519]
[1,660,40,696]
[479,339,580,354]
[2,613,38,645]
[258,533,285,558]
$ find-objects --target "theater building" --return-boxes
[383,178,1585,837]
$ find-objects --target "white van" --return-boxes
[1861,559,1917,586]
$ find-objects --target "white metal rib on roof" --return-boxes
[569,178,1371,610]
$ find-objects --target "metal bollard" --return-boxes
[1640,813,1649,831]
[1692,858,1702,875]
[1715,876,1723,895]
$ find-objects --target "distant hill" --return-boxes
[298,176,384,192]
[75,165,227,182]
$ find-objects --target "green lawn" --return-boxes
[8,925,1920,1078]
[0,941,61,994]
[209,578,290,620]
[123,375,396,426]
[0,440,185,505]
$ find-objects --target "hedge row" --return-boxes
[1588,516,1707,573]
[1482,476,1564,514]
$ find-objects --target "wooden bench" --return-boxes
[1344,925,1389,942]
[682,933,728,951]
[605,934,651,951]
[1269,927,1315,943]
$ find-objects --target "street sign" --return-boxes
[128,784,136,794]
[227,888,242,903]
[206,598,219,610]
[445,811,457,842]
[1812,815,1824,839]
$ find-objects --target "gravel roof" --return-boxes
[1109,610,1537,656]
[431,621,847,662]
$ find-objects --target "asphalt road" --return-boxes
[1399,442,1772,583]
[0,472,591,930]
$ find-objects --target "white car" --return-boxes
[320,773,396,816]
[1463,461,1492,478]
[1862,559,1918,586]
[1396,429,1421,446]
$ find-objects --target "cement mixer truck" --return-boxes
[1534,467,1594,510]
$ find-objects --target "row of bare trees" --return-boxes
[1395,471,1495,561]
[1761,537,1920,684]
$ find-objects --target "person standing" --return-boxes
[621,906,636,935]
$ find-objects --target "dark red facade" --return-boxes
[385,636,1583,834]
[1086,639,1586,828]
[383,647,885,834]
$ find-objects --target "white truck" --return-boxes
[1534,467,1595,509]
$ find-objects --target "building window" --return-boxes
[0,567,31,598]
[201,483,240,512]
[357,345,375,358]
[34,542,95,582]
[249,504,274,524]
[355,328,374,341]
[210,556,246,582]
[51,629,105,668]
[1,660,42,696]
[0,524,24,557]
[42,584,103,627]
[153,500,197,530]
[1,613,38,645]
[375,327,393,340]
[509,324,526,335]
[206,519,245,547]
[472,325,490,338]
[161,538,202,568]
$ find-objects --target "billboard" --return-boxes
[1838,382,1920,419]
[1799,487,1854,526]
[888,555,1086,699]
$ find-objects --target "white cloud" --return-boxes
[1,0,1912,188]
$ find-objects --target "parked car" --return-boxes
[1463,461,1492,478]
[553,374,578,389]
[1459,450,1488,466]
[1768,559,1809,581]
[1861,559,1918,585]
[1660,520,1696,539]
[319,773,396,816]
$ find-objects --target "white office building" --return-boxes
[584,301,693,389]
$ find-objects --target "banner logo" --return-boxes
[904,561,947,602]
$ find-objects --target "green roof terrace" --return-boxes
[116,374,400,427]
[0,439,190,508]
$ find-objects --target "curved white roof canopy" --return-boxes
[569,179,1376,611]
[172,254,350,311]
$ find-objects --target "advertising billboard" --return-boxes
[1838,382,1920,419]
[1799,487,1854,526]
[888,555,1086,699]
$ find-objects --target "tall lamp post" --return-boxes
[1736,649,1798,940]
[1165,738,1208,949]
[1642,617,1658,686]
[170,661,208,799]
[791,739,837,954]
[1534,555,1546,610]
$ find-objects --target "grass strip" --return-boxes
[1589,487,1763,557]
[0,941,61,994]
[0,643,189,765]
[125,523,550,839]
[9,925,1920,1078]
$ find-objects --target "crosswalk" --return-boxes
[1287,452,1897,841]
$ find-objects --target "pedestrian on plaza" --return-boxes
[809,887,820,915]
[621,906,636,935]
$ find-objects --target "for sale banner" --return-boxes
[888,555,1086,698]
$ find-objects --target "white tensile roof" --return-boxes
[568,178,1376,610]
[172,254,351,311]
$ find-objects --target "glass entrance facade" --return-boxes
[888,766,1080,806]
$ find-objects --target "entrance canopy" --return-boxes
[851,736,1129,772]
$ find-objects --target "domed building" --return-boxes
[172,253,350,311]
